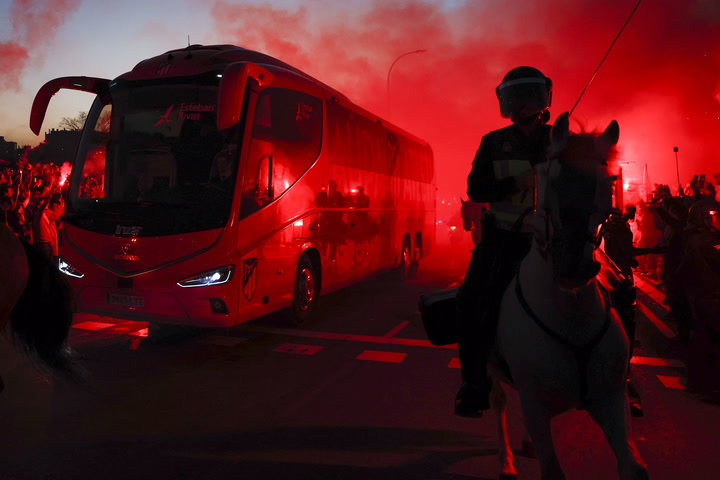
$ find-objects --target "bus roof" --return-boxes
[122,44,431,149]
[123,44,345,97]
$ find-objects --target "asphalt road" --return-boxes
[0,241,717,480]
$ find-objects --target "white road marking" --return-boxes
[72,321,115,330]
[242,325,456,349]
[636,300,677,338]
[383,321,410,338]
[634,275,668,310]
[273,343,323,355]
[656,375,686,389]
[356,350,406,363]
[631,355,685,367]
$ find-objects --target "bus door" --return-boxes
[234,85,324,316]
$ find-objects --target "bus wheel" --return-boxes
[291,254,319,326]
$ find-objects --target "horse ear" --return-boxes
[601,120,619,145]
[551,112,570,144]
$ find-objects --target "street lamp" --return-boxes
[673,146,681,194]
[386,49,427,120]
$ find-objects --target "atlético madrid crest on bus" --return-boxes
[242,257,258,301]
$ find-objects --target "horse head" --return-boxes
[536,112,619,289]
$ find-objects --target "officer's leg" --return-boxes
[454,230,527,418]
[614,277,645,417]
[455,241,493,417]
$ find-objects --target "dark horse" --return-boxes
[0,224,82,393]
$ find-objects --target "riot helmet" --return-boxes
[496,66,552,122]
[686,199,720,231]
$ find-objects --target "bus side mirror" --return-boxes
[30,76,109,135]
[217,62,274,131]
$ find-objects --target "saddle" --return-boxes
[419,287,459,346]
[419,213,526,347]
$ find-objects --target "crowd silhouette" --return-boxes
[0,159,66,263]
[598,174,720,402]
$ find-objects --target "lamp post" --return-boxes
[673,146,681,195]
[386,49,426,120]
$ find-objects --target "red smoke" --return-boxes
[211,0,720,201]
[0,0,81,92]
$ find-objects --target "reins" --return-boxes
[516,151,613,405]
[514,267,612,405]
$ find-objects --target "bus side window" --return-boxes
[241,138,272,218]
[240,88,322,219]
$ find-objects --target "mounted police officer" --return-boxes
[455,66,553,417]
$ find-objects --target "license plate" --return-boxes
[106,293,145,308]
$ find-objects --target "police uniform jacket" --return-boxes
[467,123,551,233]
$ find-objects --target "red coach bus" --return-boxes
[30,44,435,332]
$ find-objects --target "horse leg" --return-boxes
[518,394,566,480]
[585,390,649,480]
[491,378,517,479]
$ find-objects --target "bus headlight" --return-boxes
[177,265,234,288]
[58,257,84,278]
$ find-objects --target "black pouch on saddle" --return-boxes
[419,213,499,346]
[419,287,459,346]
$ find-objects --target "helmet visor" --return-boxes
[498,77,549,119]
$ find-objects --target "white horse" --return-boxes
[489,112,649,480]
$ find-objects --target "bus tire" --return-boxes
[399,240,414,281]
[291,254,319,326]
[410,234,422,278]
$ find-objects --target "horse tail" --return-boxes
[10,241,86,383]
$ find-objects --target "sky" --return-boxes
[1,0,719,199]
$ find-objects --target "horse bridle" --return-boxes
[514,271,613,405]
[533,156,604,264]
[515,154,613,404]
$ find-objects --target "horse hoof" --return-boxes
[522,439,537,458]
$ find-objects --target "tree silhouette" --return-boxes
[58,111,88,131]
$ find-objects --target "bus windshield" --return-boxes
[67,76,241,237]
